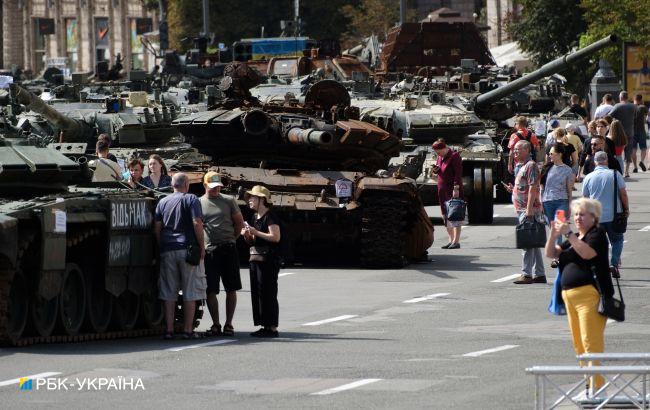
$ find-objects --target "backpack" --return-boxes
[516,129,537,159]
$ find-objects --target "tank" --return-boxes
[0,141,202,346]
[174,62,433,267]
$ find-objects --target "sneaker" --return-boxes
[532,276,548,284]
[447,243,460,249]
[250,328,279,338]
[640,161,647,172]
[250,328,266,337]
[513,275,534,284]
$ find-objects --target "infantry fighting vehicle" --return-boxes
[0,138,198,346]
[174,62,433,267]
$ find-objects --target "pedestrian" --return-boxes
[431,139,463,249]
[581,134,621,176]
[609,91,637,175]
[201,171,245,337]
[593,94,614,119]
[565,123,583,175]
[545,118,561,147]
[546,128,577,168]
[606,119,628,174]
[568,94,589,122]
[89,139,123,182]
[582,151,629,273]
[504,140,547,284]
[143,154,172,190]
[126,158,145,189]
[632,94,648,172]
[154,173,207,340]
[97,133,119,163]
[508,116,540,174]
[241,185,281,338]
[541,144,574,240]
[544,197,613,397]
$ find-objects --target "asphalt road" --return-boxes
[2,172,650,409]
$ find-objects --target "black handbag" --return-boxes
[594,266,625,322]
[445,198,467,222]
[516,218,547,249]
[611,170,627,233]
[182,196,201,266]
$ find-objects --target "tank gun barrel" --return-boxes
[10,84,85,141]
[287,128,335,146]
[475,34,618,109]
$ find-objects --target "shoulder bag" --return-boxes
[593,265,625,322]
[445,198,467,222]
[516,218,547,249]
[182,196,201,266]
[611,170,627,233]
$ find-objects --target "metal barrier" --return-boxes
[526,365,650,409]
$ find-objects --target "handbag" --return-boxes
[548,268,566,315]
[445,198,467,222]
[515,218,547,249]
[611,170,627,233]
[593,266,625,322]
[181,196,201,266]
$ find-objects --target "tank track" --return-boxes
[360,195,411,268]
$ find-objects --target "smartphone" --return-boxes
[555,209,566,223]
[244,221,250,228]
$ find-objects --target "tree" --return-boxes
[506,0,589,93]
[341,0,415,48]
[579,0,650,78]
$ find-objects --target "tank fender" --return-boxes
[353,176,417,201]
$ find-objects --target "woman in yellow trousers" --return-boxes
[545,198,614,397]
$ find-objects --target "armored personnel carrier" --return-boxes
[174,62,433,267]
[0,138,202,346]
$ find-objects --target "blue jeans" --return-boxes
[600,221,624,266]
[543,199,570,245]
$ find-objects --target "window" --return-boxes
[33,20,46,73]
[65,18,78,71]
[130,19,144,70]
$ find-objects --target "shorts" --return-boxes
[624,140,635,159]
[205,243,242,294]
[159,249,207,301]
[634,133,648,150]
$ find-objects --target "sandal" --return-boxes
[182,331,201,340]
[222,324,234,336]
[205,324,222,337]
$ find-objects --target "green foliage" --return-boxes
[579,0,650,76]
[340,0,416,48]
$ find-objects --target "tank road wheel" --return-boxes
[140,288,163,328]
[112,291,141,331]
[6,272,29,342]
[467,167,494,224]
[59,263,87,336]
[30,293,58,337]
[85,275,113,333]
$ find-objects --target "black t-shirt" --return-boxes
[251,211,281,256]
[559,226,613,297]
[570,104,588,119]
[546,141,576,166]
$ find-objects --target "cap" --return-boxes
[203,171,224,188]
[432,140,447,150]
[246,185,271,201]
[549,119,560,128]
[594,151,608,163]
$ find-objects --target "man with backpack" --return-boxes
[508,116,541,174]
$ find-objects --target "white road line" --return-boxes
[403,293,450,304]
[279,272,296,277]
[166,339,236,352]
[491,273,521,283]
[302,315,357,326]
[311,378,382,395]
[0,372,62,387]
[462,345,519,357]
[640,225,650,232]
[493,214,500,218]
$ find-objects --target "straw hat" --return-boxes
[246,185,271,201]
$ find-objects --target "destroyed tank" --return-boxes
[355,35,618,224]
[0,140,202,346]
[173,62,433,267]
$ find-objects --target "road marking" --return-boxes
[311,378,382,395]
[491,273,521,283]
[279,272,296,277]
[505,205,515,209]
[403,293,450,304]
[640,225,650,232]
[493,214,500,218]
[166,339,236,352]
[302,315,357,326]
[462,345,519,357]
[0,372,62,387]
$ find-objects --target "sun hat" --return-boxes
[246,185,271,201]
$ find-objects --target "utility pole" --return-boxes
[294,0,300,36]
[399,0,406,25]
[202,0,210,37]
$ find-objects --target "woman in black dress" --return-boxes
[241,185,281,338]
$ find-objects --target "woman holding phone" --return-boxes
[431,139,464,249]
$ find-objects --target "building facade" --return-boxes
[2,0,159,74]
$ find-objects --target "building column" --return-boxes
[22,0,31,70]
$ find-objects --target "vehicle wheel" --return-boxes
[140,288,163,328]
[7,272,29,342]
[85,274,113,333]
[30,293,58,337]
[112,291,140,331]
[59,263,87,336]
[468,166,494,224]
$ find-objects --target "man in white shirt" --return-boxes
[594,93,614,119]
[89,140,122,182]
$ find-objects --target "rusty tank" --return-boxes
[173,62,433,267]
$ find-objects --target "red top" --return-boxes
[436,149,463,197]
[508,128,540,150]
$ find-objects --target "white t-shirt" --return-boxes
[594,103,614,119]
[90,158,123,182]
